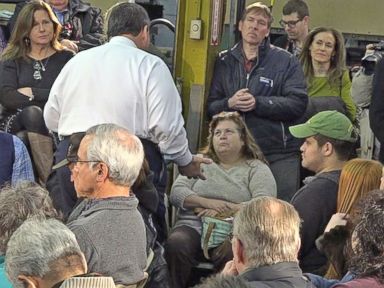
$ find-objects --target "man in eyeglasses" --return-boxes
[207,2,307,202]
[274,0,310,57]
[64,123,148,286]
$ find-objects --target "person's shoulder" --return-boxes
[56,48,76,59]
[247,159,269,169]
[332,277,384,288]
[273,34,289,48]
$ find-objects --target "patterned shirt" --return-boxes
[11,135,35,186]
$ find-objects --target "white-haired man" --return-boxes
[5,218,116,288]
[66,123,147,286]
[222,197,314,288]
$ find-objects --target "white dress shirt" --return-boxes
[44,36,192,166]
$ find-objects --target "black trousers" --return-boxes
[165,225,233,288]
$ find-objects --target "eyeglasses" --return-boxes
[213,128,240,137]
[279,18,303,28]
[68,156,100,166]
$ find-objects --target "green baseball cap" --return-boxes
[289,110,357,142]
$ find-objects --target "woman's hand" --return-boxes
[61,39,79,53]
[221,260,239,276]
[17,87,33,98]
[197,208,219,217]
[324,212,348,233]
[205,198,233,213]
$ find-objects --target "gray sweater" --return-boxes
[170,160,277,233]
[67,196,147,286]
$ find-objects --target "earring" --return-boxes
[24,37,30,46]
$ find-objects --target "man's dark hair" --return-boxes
[282,0,309,19]
[106,2,150,39]
[314,134,356,161]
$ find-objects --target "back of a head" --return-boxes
[233,196,300,267]
[86,123,144,187]
[337,159,382,214]
[5,218,86,288]
[0,183,60,254]
[348,190,384,279]
[283,0,309,18]
[194,274,249,288]
[106,2,150,39]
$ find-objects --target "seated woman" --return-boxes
[165,111,277,288]
[0,0,73,135]
[300,27,356,121]
[318,159,382,279]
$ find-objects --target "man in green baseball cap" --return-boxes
[288,110,357,274]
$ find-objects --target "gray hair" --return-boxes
[0,183,61,254]
[194,274,249,288]
[5,218,86,288]
[233,196,301,267]
[106,2,150,39]
[85,123,144,187]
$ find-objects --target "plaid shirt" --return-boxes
[11,136,35,186]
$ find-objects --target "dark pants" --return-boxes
[46,137,78,219]
[267,152,301,202]
[141,139,168,243]
[165,226,233,288]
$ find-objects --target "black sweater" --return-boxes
[0,50,73,115]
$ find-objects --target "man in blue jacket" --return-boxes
[207,2,308,201]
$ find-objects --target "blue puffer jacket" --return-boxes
[207,38,308,156]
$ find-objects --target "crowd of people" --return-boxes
[1,0,384,288]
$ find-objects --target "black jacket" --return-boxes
[207,38,308,156]
[240,262,315,288]
[291,171,341,275]
[8,0,104,51]
[370,58,384,162]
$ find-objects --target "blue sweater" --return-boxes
[0,256,12,288]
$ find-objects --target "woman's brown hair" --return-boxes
[1,0,63,61]
[299,27,347,88]
[200,111,267,164]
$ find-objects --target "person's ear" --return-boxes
[18,275,38,288]
[238,20,244,32]
[233,237,245,264]
[322,142,333,157]
[95,162,109,182]
[140,24,150,49]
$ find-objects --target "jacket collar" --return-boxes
[230,37,271,64]
[68,0,91,13]
[240,262,303,282]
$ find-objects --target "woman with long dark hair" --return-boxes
[0,0,73,135]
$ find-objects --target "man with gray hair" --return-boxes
[5,218,87,288]
[221,196,314,288]
[0,183,61,288]
[44,2,210,240]
[66,123,147,286]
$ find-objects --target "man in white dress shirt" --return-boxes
[44,1,210,241]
